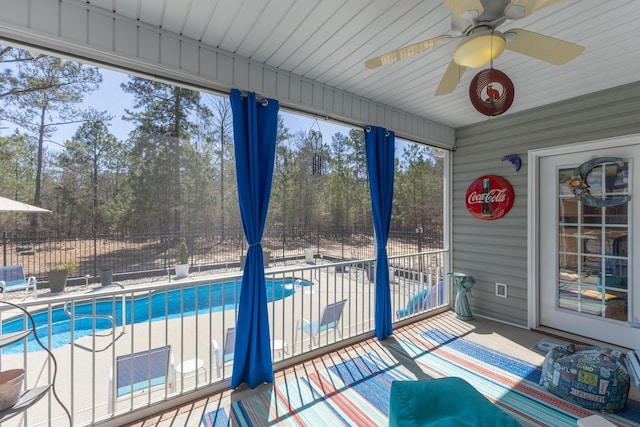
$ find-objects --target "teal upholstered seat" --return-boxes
[389,377,521,427]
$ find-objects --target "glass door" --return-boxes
[539,145,639,346]
[557,162,628,320]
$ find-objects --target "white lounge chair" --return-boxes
[108,345,175,412]
[0,264,37,300]
[211,327,235,378]
[294,299,347,352]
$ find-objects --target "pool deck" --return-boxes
[0,260,399,426]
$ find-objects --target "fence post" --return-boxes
[93,229,98,277]
[164,233,169,270]
[2,231,6,266]
[281,224,285,261]
[417,227,424,285]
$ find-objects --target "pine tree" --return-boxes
[1,53,102,223]
[58,110,123,233]
[121,78,202,233]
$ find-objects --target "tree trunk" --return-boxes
[30,104,47,230]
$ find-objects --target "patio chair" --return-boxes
[107,345,175,412]
[294,299,347,352]
[395,288,429,319]
[0,264,37,300]
[395,280,445,319]
[211,327,235,378]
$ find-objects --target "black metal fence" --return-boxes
[1,226,443,283]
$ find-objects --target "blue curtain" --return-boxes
[365,126,395,340]
[229,89,278,388]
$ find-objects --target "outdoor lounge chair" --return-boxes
[294,299,347,352]
[395,280,444,319]
[395,288,430,319]
[107,345,175,412]
[0,264,37,300]
[211,327,235,378]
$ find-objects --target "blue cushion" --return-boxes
[389,377,521,427]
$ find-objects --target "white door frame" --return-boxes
[527,133,640,329]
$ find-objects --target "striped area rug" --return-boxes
[202,329,640,426]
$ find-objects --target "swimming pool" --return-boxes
[1,278,310,353]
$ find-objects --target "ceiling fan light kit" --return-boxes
[364,0,584,97]
[453,31,505,68]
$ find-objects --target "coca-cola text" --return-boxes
[467,188,508,205]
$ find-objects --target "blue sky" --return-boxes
[72,68,355,143]
[1,65,410,156]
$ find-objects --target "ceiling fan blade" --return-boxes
[435,60,467,96]
[443,0,484,19]
[504,0,560,19]
[365,35,451,69]
[505,29,585,65]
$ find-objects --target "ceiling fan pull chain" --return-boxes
[490,28,495,69]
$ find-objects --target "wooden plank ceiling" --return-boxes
[79,0,640,129]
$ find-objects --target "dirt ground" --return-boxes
[3,233,438,285]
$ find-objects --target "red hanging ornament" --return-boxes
[469,68,514,116]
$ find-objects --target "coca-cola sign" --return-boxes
[465,175,514,220]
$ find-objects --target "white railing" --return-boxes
[0,250,448,426]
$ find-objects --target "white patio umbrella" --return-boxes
[0,196,51,213]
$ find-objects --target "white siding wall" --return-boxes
[0,0,455,149]
[452,81,640,326]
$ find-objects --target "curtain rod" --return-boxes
[365,126,390,137]
[238,90,269,106]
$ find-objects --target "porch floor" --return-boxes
[125,311,640,426]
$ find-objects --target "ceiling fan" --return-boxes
[365,0,585,96]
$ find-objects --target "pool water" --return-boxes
[1,278,310,353]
